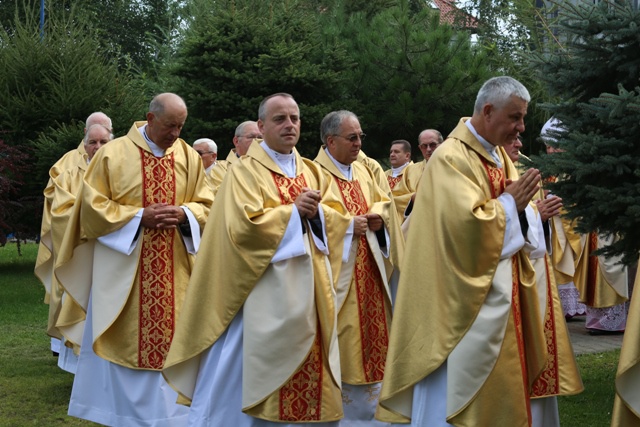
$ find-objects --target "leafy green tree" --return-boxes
[0,10,146,236]
[172,0,354,157]
[528,1,640,264]
[324,0,493,159]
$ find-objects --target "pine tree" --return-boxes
[324,0,493,160]
[529,0,640,264]
[171,0,354,158]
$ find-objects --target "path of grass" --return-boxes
[0,242,621,426]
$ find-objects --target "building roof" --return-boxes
[430,0,479,29]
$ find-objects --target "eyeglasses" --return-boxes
[334,133,366,143]
[196,151,215,156]
[419,143,439,149]
[240,134,262,139]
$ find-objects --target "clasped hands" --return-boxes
[504,168,542,212]
[141,203,186,229]
[353,213,383,237]
[295,187,321,219]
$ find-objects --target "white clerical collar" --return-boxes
[324,147,352,180]
[465,120,502,168]
[260,141,296,178]
[139,124,166,157]
[391,162,410,177]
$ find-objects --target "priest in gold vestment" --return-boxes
[377,77,548,426]
[54,93,212,427]
[611,263,640,426]
[385,139,413,221]
[208,120,262,194]
[163,93,350,426]
[34,112,112,365]
[504,137,584,427]
[541,118,628,332]
[48,124,114,373]
[314,110,404,426]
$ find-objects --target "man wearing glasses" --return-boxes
[314,110,404,426]
[192,138,218,174]
[209,120,262,194]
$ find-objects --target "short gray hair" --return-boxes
[84,124,114,143]
[235,121,257,137]
[320,110,359,144]
[193,138,217,153]
[474,76,530,115]
[85,112,112,132]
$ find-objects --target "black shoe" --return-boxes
[587,329,624,336]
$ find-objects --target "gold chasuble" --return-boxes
[612,261,640,426]
[45,151,89,343]
[163,144,350,423]
[315,148,404,386]
[357,150,392,198]
[377,119,547,427]
[384,162,414,221]
[54,121,212,369]
[573,232,628,309]
[208,148,244,195]
[522,180,583,400]
[35,143,86,308]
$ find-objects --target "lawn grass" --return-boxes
[0,242,623,426]
[0,242,96,426]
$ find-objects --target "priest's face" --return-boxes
[483,95,527,147]
[146,100,188,150]
[258,96,300,154]
[84,124,112,161]
[418,130,440,161]
[234,122,262,156]
[504,135,523,163]
[389,143,410,168]
[326,116,363,165]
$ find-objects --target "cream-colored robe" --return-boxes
[45,152,88,341]
[34,143,86,307]
[524,193,583,402]
[377,119,547,426]
[208,149,237,194]
[54,121,213,366]
[315,147,404,386]
[611,261,640,426]
[163,143,351,422]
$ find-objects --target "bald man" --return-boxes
[55,93,213,426]
[209,120,263,194]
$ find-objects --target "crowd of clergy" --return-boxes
[33,76,639,427]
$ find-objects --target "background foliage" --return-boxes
[528,0,640,264]
[0,0,638,263]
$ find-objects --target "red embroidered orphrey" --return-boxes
[336,177,389,383]
[387,175,401,190]
[531,254,560,397]
[272,172,324,421]
[138,149,176,370]
[482,153,532,424]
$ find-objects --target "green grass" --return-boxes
[558,350,620,427]
[0,242,96,426]
[0,243,622,426]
